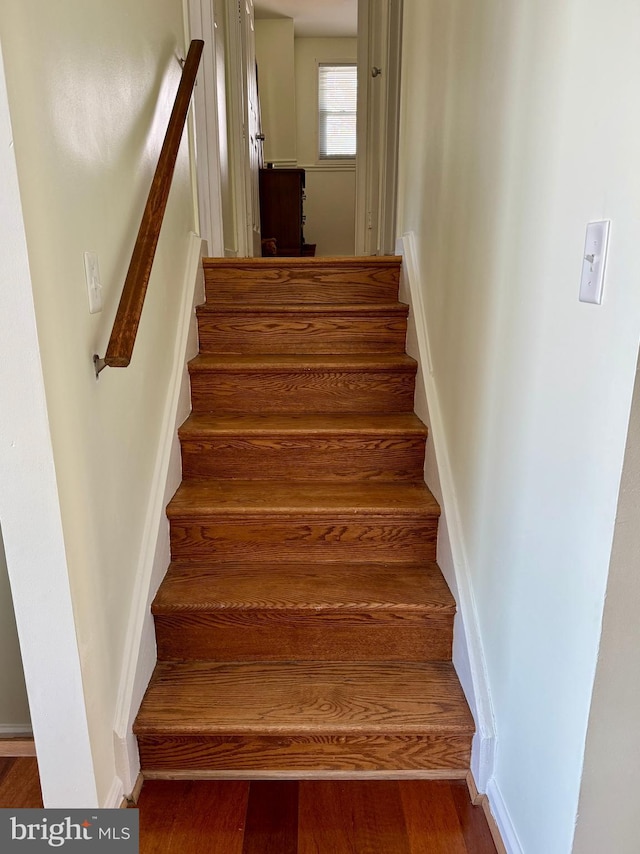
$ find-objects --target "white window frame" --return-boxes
[317,61,358,164]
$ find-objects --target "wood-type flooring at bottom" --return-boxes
[136,778,498,854]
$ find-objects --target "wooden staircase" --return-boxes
[134,257,474,778]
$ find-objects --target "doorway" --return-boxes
[253,2,358,257]
[189,0,402,258]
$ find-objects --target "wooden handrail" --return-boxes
[94,39,204,375]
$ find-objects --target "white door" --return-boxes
[188,0,226,257]
[355,0,403,256]
[222,0,262,257]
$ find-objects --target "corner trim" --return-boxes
[397,231,496,791]
[467,772,509,854]
[104,776,125,809]
[119,773,144,808]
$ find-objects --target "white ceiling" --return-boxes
[254,0,358,38]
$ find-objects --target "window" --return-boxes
[318,63,357,160]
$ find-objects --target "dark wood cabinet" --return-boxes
[259,168,306,256]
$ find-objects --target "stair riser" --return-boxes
[137,734,471,774]
[204,263,400,304]
[136,255,474,780]
[197,315,408,355]
[169,518,438,563]
[180,437,427,481]
[154,613,453,661]
[190,370,417,415]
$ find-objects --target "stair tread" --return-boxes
[179,412,428,438]
[141,253,474,773]
[167,480,440,517]
[197,302,409,315]
[189,353,417,372]
[134,660,474,736]
[152,561,455,613]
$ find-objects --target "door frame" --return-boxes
[187,0,226,256]
[187,0,268,259]
[355,0,404,256]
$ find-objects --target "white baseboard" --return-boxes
[486,777,524,854]
[397,232,496,792]
[112,232,206,795]
[103,775,125,809]
[466,772,508,854]
[0,724,32,736]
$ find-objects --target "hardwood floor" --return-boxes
[136,779,497,853]
[0,757,43,808]
[0,757,498,851]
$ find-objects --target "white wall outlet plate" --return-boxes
[579,220,610,305]
[83,251,102,314]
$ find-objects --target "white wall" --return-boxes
[396,2,640,852]
[295,38,357,256]
[0,530,30,732]
[303,167,357,257]
[0,0,196,805]
[0,42,97,805]
[572,356,640,854]
[255,19,297,165]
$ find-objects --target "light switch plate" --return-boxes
[579,220,610,305]
[84,251,103,314]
